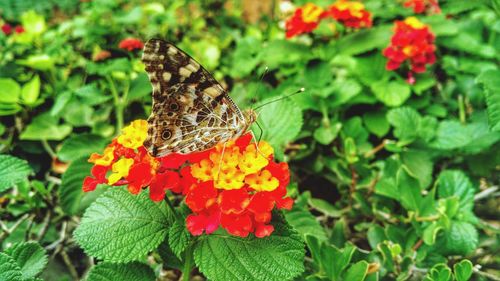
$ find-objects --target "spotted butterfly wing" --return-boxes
[142,39,253,157]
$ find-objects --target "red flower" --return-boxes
[82,120,294,238]
[285,3,328,38]
[1,24,12,35]
[383,17,436,82]
[118,38,144,51]
[14,25,24,34]
[329,0,372,29]
[403,0,441,14]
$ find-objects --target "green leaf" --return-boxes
[321,243,356,281]
[337,25,392,55]
[4,242,48,279]
[128,73,152,101]
[423,222,443,245]
[21,75,40,105]
[363,111,389,137]
[476,69,500,131]
[17,54,54,70]
[57,134,108,162]
[20,113,72,141]
[396,166,423,213]
[0,154,32,193]
[453,260,473,281]
[387,107,421,144]
[258,40,310,69]
[371,80,411,107]
[85,262,156,281]
[59,157,104,215]
[437,170,475,213]
[74,189,173,262]
[285,204,328,242]
[20,10,46,35]
[431,120,500,151]
[168,220,191,259]
[0,78,21,103]
[193,221,305,281]
[252,97,302,151]
[401,150,433,188]
[313,123,342,145]
[0,253,23,281]
[343,261,369,281]
[438,221,478,256]
[425,264,452,281]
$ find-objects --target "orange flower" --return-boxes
[403,0,441,14]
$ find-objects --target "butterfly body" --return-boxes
[142,39,255,157]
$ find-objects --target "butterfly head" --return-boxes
[243,109,257,126]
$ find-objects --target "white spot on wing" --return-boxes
[162,72,171,82]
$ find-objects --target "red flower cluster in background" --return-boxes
[83,120,294,238]
[118,38,144,51]
[330,0,372,28]
[284,1,372,38]
[403,0,441,14]
[1,23,25,35]
[382,17,436,83]
[285,3,328,38]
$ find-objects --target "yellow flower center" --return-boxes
[245,170,279,192]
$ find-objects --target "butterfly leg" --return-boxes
[215,141,228,184]
[249,129,267,159]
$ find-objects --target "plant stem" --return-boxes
[164,194,181,220]
[41,139,56,159]
[181,243,194,281]
[107,75,124,132]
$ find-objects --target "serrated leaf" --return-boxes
[437,170,475,213]
[363,111,389,137]
[194,221,305,281]
[85,262,155,281]
[313,123,341,145]
[476,69,500,131]
[74,189,173,262]
[168,220,191,259]
[438,221,478,256]
[387,107,421,145]
[57,134,108,162]
[371,80,411,107]
[0,154,32,192]
[4,242,48,279]
[343,261,369,281]
[59,157,104,215]
[20,112,72,141]
[337,25,392,55]
[321,243,356,280]
[453,260,473,281]
[0,253,23,281]
[252,97,302,151]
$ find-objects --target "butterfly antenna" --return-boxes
[252,87,306,111]
[254,66,269,99]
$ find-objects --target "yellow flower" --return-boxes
[191,159,214,182]
[107,158,134,185]
[117,120,148,149]
[89,146,115,166]
[302,3,325,23]
[209,145,240,168]
[214,166,245,190]
[404,17,425,29]
[245,170,279,192]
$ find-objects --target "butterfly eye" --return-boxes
[162,129,172,140]
[169,102,179,111]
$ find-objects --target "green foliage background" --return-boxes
[0,0,499,280]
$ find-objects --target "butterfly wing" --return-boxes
[142,39,247,157]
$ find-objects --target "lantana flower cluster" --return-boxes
[1,22,25,35]
[382,17,436,83]
[83,120,293,238]
[285,1,372,38]
[403,0,441,14]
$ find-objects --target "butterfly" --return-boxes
[141,39,257,157]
